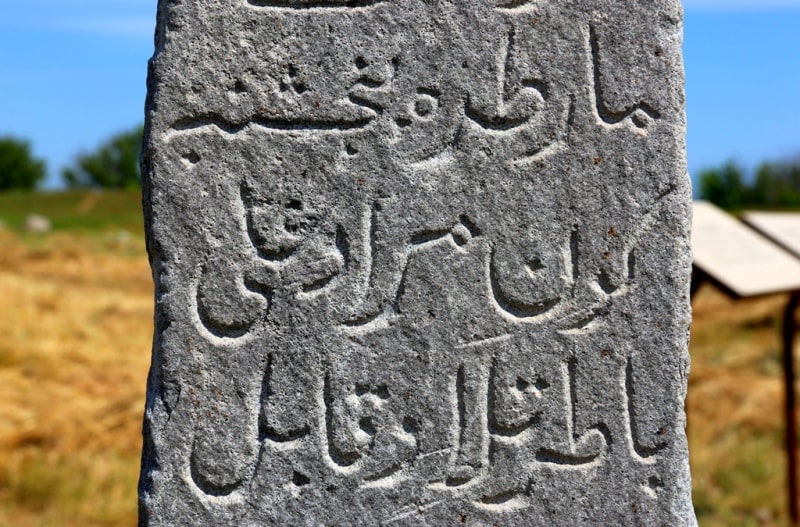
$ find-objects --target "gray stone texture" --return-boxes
[139,0,695,525]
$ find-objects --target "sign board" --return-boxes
[742,211,800,258]
[692,201,800,297]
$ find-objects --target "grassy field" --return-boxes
[0,190,144,234]
[0,190,796,526]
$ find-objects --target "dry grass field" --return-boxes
[0,190,796,526]
[0,191,149,527]
[690,286,793,527]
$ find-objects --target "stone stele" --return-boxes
[138,0,695,525]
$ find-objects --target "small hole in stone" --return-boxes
[534,378,550,391]
[597,268,618,294]
[288,64,299,77]
[355,56,368,69]
[451,230,469,246]
[395,116,412,128]
[286,199,303,210]
[183,151,201,164]
[359,417,377,436]
[373,385,390,399]
[233,80,246,93]
[355,383,370,396]
[346,143,359,156]
[403,416,419,434]
[631,110,651,129]
[516,377,530,392]
[292,471,310,486]
[293,81,308,94]
[413,96,435,118]
[526,257,545,271]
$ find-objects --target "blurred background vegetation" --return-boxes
[0,137,47,192]
[1,127,799,526]
[699,156,800,211]
[0,125,143,194]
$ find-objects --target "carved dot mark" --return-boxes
[631,109,653,129]
[451,224,472,246]
[648,475,664,491]
[402,416,419,434]
[374,385,390,399]
[526,257,545,271]
[292,471,311,486]
[516,376,549,394]
[413,95,436,118]
[183,151,201,165]
[597,268,618,294]
[282,63,308,94]
[411,88,441,120]
[355,383,390,399]
[359,417,377,436]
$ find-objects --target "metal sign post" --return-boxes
[784,292,800,525]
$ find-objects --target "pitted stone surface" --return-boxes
[139,1,695,525]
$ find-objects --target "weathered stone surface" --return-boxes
[139,1,695,525]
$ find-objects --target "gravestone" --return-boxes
[139,0,695,525]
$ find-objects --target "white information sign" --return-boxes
[742,211,800,259]
[692,201,800,297]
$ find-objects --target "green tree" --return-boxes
[62,125,144,189]
[697,162,748,210]
[750,162,777,206]
[0,136,47,191]
[751,160,800,208]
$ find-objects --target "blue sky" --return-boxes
[1,1,799,190]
